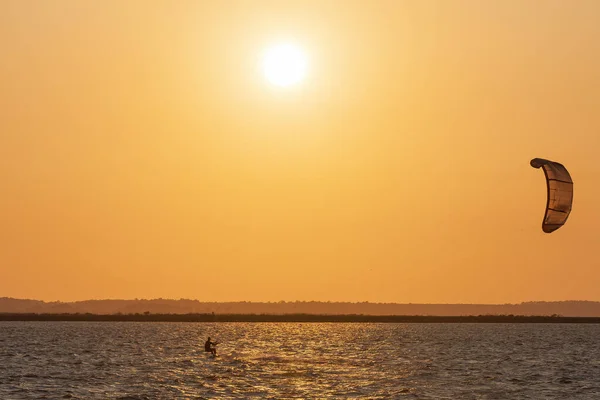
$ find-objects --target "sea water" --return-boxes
[1,322,599,399]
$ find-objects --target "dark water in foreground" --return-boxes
[1,322,600,399]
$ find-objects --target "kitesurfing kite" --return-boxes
[530,158,573,233]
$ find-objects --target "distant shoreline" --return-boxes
[5,298,600,317]
[1,313,600,323]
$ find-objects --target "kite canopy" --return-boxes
[530,158,573,233]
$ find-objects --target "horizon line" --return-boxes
[3,297,600,305]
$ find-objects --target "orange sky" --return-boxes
[1,1,600,303]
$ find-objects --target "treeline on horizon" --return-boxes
[3,297,600,316]
[1,312,600,323]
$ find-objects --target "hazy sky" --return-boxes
[1,1,599,303]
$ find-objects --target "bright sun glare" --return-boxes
[263,44,307,87]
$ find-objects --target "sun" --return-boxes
[262,44,308,87]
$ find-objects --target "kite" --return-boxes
[530,158,573,233]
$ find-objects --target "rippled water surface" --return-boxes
[1,322,600,399]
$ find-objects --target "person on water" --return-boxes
[205,337,218,356]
